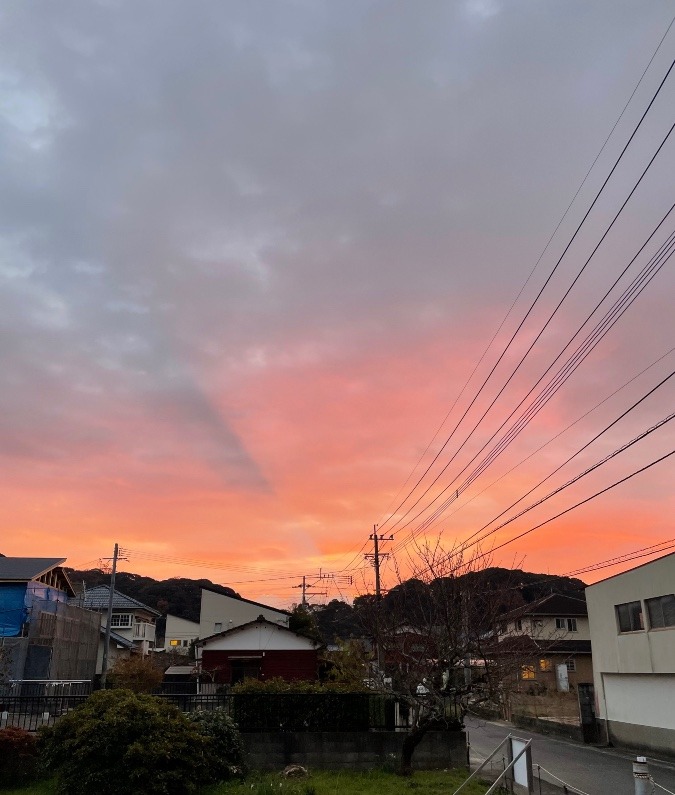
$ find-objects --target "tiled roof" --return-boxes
[196,615,318,647]
[0,557,67,581]
[72,585,161,616]
[100,626,135,649]
[494,635,592,655]
[502,593,587,621]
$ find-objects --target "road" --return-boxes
[465,714,675,795]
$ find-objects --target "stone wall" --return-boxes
[242,730,467,771]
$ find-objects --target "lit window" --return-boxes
[539,659,553,672]
[170,639,180,646]
[521,665,535,680]
[646,595,675,629]
[110,614,132,628]
[616,602,644,633]
[565,659,576,672]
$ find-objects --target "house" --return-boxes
[586,551,675,755]
[0,557,99,683]
[163,614,199,654]
[196,615,320,685]
[71,585,161,674]
[198,587,289,638]
[494,593,593,690]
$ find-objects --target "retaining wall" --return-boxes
[242,730,467,771]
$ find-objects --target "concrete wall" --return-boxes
[242,730,467,771]
[199,590,289,639]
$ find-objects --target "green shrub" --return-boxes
[188,708,246,781]
[0,726,39,789]
[39,689,212,795]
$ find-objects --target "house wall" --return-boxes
[164,615,199,653]
[505,616,591,642]
[586,554,675,755]
[100,608,157,654]
[201,649,318,684]
[199,590,288,639]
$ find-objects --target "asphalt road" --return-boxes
[464,714,675,795]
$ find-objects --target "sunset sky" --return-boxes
[2,2,675,607]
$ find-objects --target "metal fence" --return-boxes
[1,690,463,733]
[0,694,89,731]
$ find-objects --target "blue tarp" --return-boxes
[0,583,28,637]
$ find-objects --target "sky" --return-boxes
[1,1,675,607]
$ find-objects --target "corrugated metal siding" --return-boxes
[202,649,318,684]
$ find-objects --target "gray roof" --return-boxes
[0,557,67,581]
[73,585,161,616]
[100,626,135,649]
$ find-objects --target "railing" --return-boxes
[1,690,463,734]
[0,694,89,730]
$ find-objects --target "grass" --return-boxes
[3,769,487,795]
[206,769,487,795]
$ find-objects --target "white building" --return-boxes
[586,551,675,755]
[198,587,289,640]
[164,614,199,654]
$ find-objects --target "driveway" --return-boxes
[464,714,675,795]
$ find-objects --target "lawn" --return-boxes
[4,770,487,795]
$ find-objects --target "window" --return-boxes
[214,622,222,633]
[521,665,535,680]
[170,639,180,646]
[110,614,132,628]
[565,659,576,672]
[646,594,675,629]
[514,619,523,631]
[539,658,553,672]
[616,601,644,633]
[555,618,577,632]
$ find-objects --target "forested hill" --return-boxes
[64,565,585,643]
[65,568,240,624]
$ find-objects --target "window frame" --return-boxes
[616,601,644,633]
[521,665,536,680]
[110,613,133,629]
[645,594,675,630]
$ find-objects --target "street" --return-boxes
[465,714,675,795]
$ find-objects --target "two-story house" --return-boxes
[72,585,160,674]
[494,593,593,690]
[586,551,675,756]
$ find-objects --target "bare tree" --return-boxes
[367,538,524,775]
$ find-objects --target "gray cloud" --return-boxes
[0,0,673,497]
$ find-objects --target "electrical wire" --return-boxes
[375,13,675,533]
[390,220,675,550]
[377,55,675,534]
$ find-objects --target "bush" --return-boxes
[0,726,39,789]
[39,689,212,795]
[108,655,164,693]
[188,708,246,781]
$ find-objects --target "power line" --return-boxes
[375,13,675,532]
[390,215,675,550]
[377,55,675,534]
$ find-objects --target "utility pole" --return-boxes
[100,543,123,689]
[365,526,394,676]
[293,575,327,606]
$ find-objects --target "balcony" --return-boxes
[132,622,156,642]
